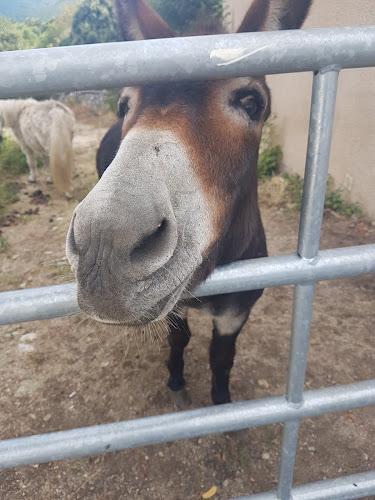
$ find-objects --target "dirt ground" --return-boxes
[0,107,374,500]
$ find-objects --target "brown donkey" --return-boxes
[67,0,312,405]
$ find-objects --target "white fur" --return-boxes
[67,129,214,324]
[213,309,249,336]
[0,99,75,194]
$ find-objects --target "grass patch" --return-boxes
[106,89,120,114]
[282,173,304,211]
[0,234,10,254]
[258,114,283,180]
[2,273,23,287]
[0,182,20,215]
[0,134,29,176]
[49,262,74,282]
[257,116,362,218]
[282,173,362,217]
[324,188,362,217]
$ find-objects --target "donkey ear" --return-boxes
[237,0,312,33]
[115,0,175,41]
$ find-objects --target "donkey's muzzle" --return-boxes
[66,179,179,323]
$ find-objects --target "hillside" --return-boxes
[0,0,68,21]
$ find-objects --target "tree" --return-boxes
[0,15,42,51]
[41,2,79,48]
[61,0,117,46]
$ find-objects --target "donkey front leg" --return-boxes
[209,290,263,405]
[167,313,191,408]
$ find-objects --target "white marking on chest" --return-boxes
[213,309,249,336]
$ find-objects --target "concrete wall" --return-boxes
[224,1,375,219]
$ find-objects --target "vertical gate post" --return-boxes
[277,69,340,500]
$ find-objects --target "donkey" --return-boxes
[96,91,128,178]
[0,99,75,195]
[67,0,312,406]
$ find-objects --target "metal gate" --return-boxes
[1,26,375,500]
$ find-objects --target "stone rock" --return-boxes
[20,332,37,343]
[18,343,35,353]
[15,380,38,398]
[257,379,270,389]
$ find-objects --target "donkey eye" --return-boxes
[239,94,262,120]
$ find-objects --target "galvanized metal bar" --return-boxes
[277,284,315,499]
[235,470,375,500]
[277,420,301,500]
[277,69,339,499]
[298,70,340,258]
[285,286,316,402]
[1,244,375,325]
[0,27,375,97]
[0,379,374,469]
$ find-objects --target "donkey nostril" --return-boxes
[130,218,176,271]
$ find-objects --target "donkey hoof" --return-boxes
[46,179,53,185]
[28,179,36,184]
[169,388,191,409]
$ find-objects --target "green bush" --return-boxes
[282,172,362,217]
[258,145,282,180]
[282,173,304,209]
[61,0,117,46]
[0,182,20,215]
[0,234,10,253]
[258,115,283,180]
[0,134,29,176]
[324,188,362,217]
[106,89,120,114]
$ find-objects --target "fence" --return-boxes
[1,26,375,500]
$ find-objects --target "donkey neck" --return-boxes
[0,99,35,129]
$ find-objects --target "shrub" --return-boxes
[282,173,304,210]
[324,188,362,217]
[282,172,362,217]
[0,182,20,215]
[0,233,10,254]
[258,115,283,180]
[0,134,29,176]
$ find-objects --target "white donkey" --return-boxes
[0,99,75,195]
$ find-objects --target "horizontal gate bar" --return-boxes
[1,244,374,325]
[0,26,375,97]
[235,470,375,500]
[0,379,374,469]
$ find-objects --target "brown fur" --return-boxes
[114,0,312,291]
[115,0,174,40]
[238,0,312,32]
[69,0,313,405]
[123,77,270,270]
[237,0,271,33]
